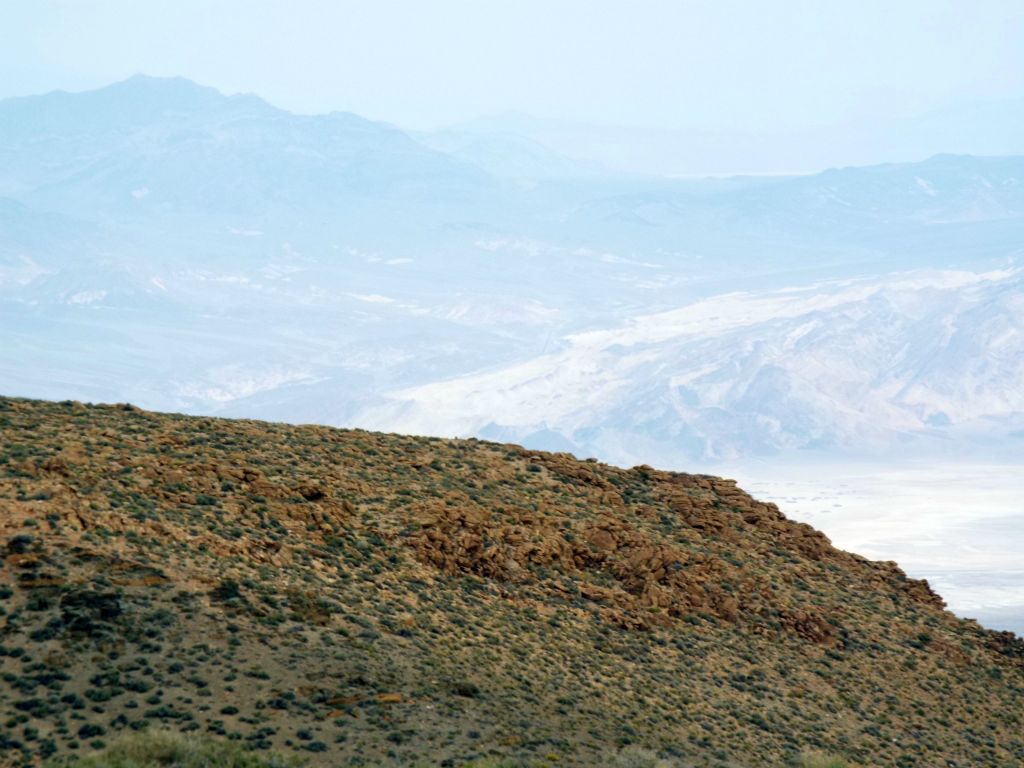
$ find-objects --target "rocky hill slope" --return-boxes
[0,396,1020,767]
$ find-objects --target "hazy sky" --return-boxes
[3,1,1024,173]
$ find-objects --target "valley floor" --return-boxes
[716,459,1024,635]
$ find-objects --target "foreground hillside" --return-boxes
[0,397,1021,767]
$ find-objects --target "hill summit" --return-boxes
[0,396,1020,767]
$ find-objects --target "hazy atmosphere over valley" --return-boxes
[2,1,1023,640]
[3,5,1024,768]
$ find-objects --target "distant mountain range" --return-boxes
[445,96,1024,176]
[357,267,1024,463]
[1,75,1022,465]
[0,74,490,220]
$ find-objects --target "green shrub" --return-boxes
[612,746,679,767]
[47,730,304,768]
[801,752,851,768]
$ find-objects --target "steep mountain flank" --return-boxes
[0,396,1020,767]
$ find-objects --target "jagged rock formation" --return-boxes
[0,397,1021,767]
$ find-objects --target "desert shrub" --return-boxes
[210,580,243,603]
[801,752,851,768]
[612,746,681,768]
[46,729,304,768]
[285,589,333,624]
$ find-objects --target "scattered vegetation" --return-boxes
[799,753,851,768]
[45,731,857,768]
[0,396,1021,767]
[45,730,303,768]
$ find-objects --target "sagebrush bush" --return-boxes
[47,730,304,768]
[800,751,851,768]
[612,746,681,767]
